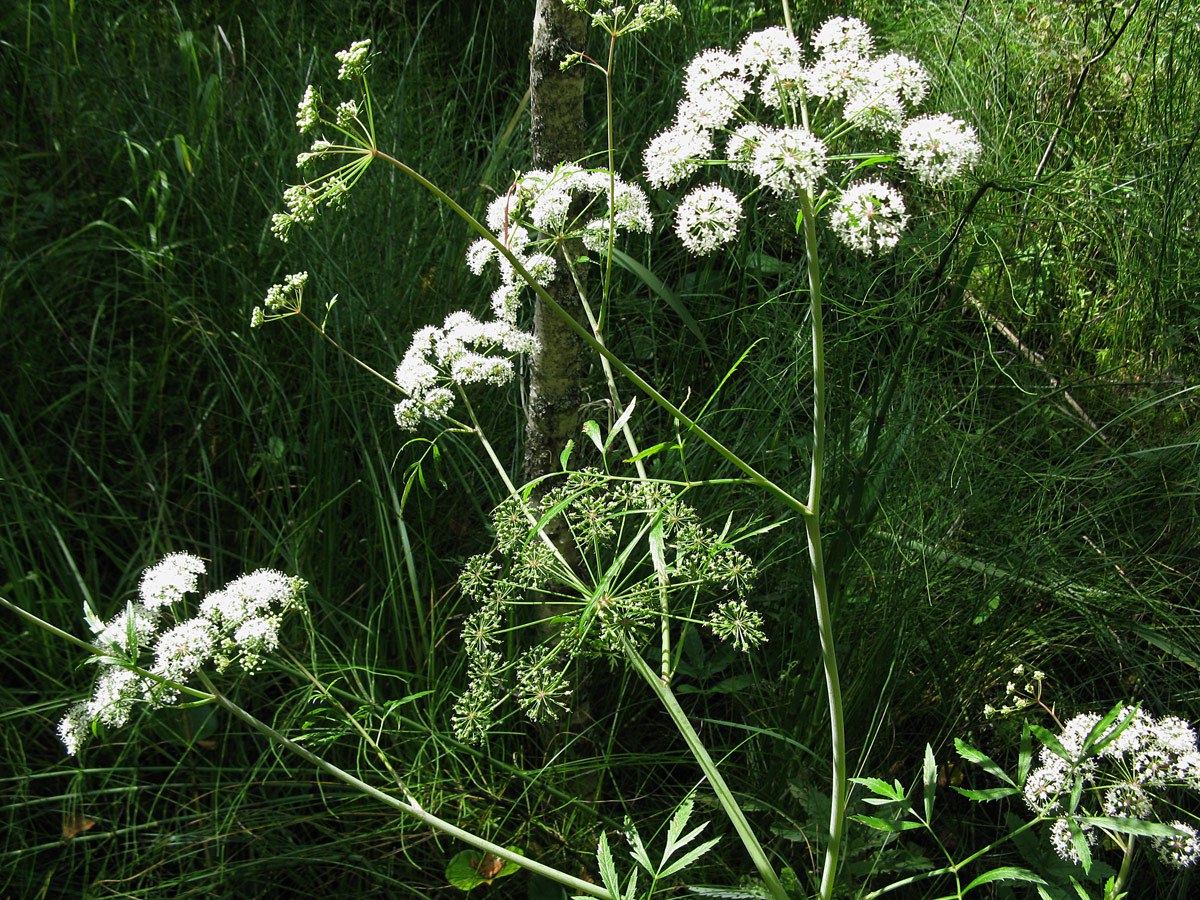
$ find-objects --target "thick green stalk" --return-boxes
[623,638,789,900]
[798,187,846,900]
[196,672,614,900]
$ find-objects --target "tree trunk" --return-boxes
[523,0,588,485]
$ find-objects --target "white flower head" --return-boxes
[1050,818,1095,866]
[58,702,91,756]
[152,618,217,684]
[296,85,320,134]
[727,123,768,174]
[86,665,145,729]
[898,114,982,186]
[707,598,767,652]
[335,39,372,81]
[750,126,828,197]
[684,49,744,98]
[335,99,358,128]
[830,181,909,254]
[138,553,207,610]
[1023,759,1068,813]
[1156,822,1200,868]
[811,16,874,60]
[738,26,802,81]
[674,184,743,256]
[759,60,808,108]
[644,127,713,189]
[94,603,162,654]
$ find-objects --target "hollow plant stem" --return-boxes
[195,672,614,900]
[623,638,789,900]
[798,187,847,900]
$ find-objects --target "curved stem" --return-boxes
[798,187,846,900]
[623,639,789,900]
[196,672,613,900]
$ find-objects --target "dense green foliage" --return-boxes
[2,0,1197,896]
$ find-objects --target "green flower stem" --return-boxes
[623,637,789,900]
[196,671,614,900]
[1112,835,1136,896]
[372,149,814,522]
[798,187,847,900]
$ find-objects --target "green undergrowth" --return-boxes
[2,0,1197,897]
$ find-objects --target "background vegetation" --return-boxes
[2,0,1197,896]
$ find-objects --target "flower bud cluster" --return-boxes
[1021,704,1200,869]
[643,17,981,257]
[449,471,765,744]
[270,41,377,244]
[58,554,307,756]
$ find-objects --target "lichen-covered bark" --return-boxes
[524,0,588,485]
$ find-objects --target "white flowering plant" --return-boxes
[851,695,1200,899]
[233,13,984,899]
[51,553,307,756]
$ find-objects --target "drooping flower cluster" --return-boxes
[643,16,981,257]
[1021,705,1200,869]
[58,554,307,756]
[392,165,652,432]
[270,40,377,244]
[449,471,764,744]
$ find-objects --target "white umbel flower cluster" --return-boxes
[643,16,982,257]
[674,184,743,255]
[830,181,909,254]
[393,164,651,432]
[1021,705,1200,869]
[58,554,306,756]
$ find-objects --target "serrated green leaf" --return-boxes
[664,793,696,855]
[952,786,1021,802]
[559,439,574,471]
[964,866,1048,892]
[658,835,720,878]
[1018,723,1034,786]
[625,441,672,463]
[851,776,906,801]
[955,738,1015,786]
[1029,724,1071,763]
[1076,817,1191,838]
[626,822,653,875]
[851,814,924,833]
[597,832,621,896]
